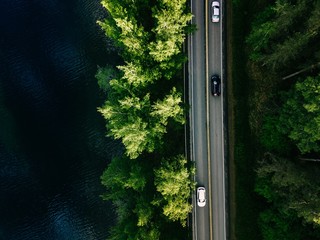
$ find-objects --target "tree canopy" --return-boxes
[154,155,195,226]
[247,0,320,71]
[278,75,320,154]
[97,0,190,159]
[256,153,320,226]
[246,0,320,238]
[97,0,194,238]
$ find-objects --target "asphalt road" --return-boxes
[189,0,226,240]
[208,1,227,239]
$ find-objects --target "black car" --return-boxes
[211,74,221,96]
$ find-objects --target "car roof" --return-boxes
[198,189,205,198]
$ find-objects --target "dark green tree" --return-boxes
[247,0,320,71]
[260,114,291,154]
[278,75,320,154]
[95,65,118,92]
[256,153,320,226]
[100,156,147,200]
[101,156,160,240]
[258,208,302,240]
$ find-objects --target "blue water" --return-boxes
[0,0,119,239]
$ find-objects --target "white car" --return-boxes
[197,187,206,207]
[211,1,220,23]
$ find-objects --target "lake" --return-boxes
[0,0,119,239]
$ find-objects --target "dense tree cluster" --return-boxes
[246,0,320,239]
[278,75,320,154]
[255,153,320,239]
[96,0,194,239]
[256,153,320,224]
[100,155,193,239]
[154,155,195,226]
[257,75,320,238]
[97,0,191,159]
[247,0,320,72]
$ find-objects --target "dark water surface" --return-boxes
[0,0,119,239]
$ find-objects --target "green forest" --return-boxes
[96,0,194,239]
[232,0,320,239]
[95,0,320,239]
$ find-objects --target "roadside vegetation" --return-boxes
[230,0,320,239]
[96,0,194,239]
